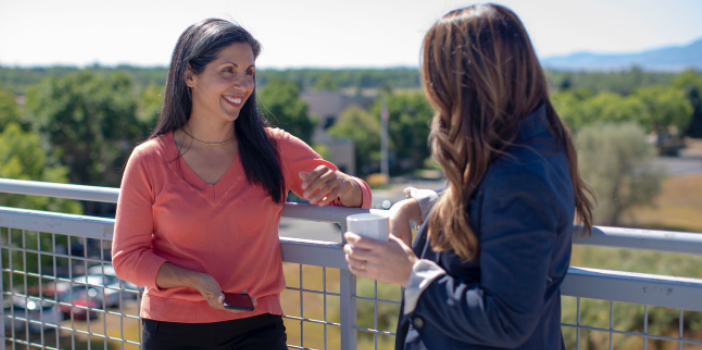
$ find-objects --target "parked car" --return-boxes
[86,265,118,281]
[55,284,100,320]
[3,296,63,333]
[87,265,142,299]
[69,275,122,308]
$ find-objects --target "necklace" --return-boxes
[182,129,236,146]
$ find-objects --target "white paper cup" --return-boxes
[346,213,389,241]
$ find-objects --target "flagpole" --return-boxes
[380,92,389,180]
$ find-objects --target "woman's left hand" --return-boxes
[344,232,418,287]
[299,165,361,207]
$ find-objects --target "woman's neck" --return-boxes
[183,114,236,144]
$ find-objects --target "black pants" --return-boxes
[142,313,287,350]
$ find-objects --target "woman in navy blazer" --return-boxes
[344,4,595,349]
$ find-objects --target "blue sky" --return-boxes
[1,0,701,68]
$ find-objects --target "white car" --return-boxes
[87,265,142,299]
[4,296,63,334]
[71,275,122,308]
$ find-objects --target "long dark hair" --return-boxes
[422,4,594,261]
[150,18,285,203]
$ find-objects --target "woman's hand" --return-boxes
[190,273,227,310]
[299,165,362,207]
[155,262,257,313]
[191,274,258,313]
[343,232,418,287]
[388,199,422,246]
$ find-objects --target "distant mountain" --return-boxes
[541,38,702,71]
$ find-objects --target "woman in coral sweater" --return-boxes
[112,19,371,350]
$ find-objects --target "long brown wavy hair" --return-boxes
[423,4,594,262]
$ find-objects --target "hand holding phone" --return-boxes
[223,292,255,311]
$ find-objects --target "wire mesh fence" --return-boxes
[561,296,702,349]
[1,228,142,350]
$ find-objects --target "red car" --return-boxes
[55,284,100,320]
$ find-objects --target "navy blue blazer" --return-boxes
[396,104,575,349]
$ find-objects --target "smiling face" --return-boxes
[186,42,255,123]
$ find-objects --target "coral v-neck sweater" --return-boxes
[112,128,372,323]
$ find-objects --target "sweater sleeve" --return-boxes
[274,129,372,209]
[405,170,561,348]
[111,147,168,289]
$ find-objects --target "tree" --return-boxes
[25,70,141,188]
[369,92,435,172]
[683,87,702,138]
[553,86,692,139]
[551,90,583,131]
[671,70,702,137]
[0,83,21,130]
[545,67,676,96]
[136,83,164,133]
[633,86,692,135]
[258,77,316,144]
[0,123,82,214]
[328,105,380,176]
[575,122,663,226]
[671,69,702,93]
[580,93,650,131]
[313,73,339,91]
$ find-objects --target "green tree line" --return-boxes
[0,65,421,95]
[3,64,692,95]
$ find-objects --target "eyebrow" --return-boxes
[222,62,255,69]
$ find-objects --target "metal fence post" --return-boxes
[0,230,6,350]
[339,268,357,350]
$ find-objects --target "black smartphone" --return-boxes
[223,292,254,311]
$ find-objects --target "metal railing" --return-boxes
[1,178,702,349]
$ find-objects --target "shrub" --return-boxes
[575,122,664,226]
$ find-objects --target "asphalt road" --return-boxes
[652,153,702,176]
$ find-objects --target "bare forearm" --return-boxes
[398,198,423,223]
[155,262,203,289]
[389,199,423,246]
[339,177,363,208]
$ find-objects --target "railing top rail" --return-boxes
[0,178,387,222]
[0,177,120,203]
[573,225,702,256]
[2,178,702,255]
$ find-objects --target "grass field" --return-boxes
[623,174,702,232]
